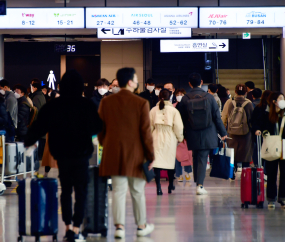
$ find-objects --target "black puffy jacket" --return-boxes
[17,96,30,138]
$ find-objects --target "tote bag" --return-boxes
[261,117,285,161]
[210,141,234,179]
[176,139,193,166]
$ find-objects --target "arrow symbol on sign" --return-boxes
[101,28,111,34]
[219,43,226,48]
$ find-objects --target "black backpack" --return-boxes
[186,92,212,130]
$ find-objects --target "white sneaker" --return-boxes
[237,167,242,172]
[137,224,155,237]
[114,228,125,239]
[196,186,208,195]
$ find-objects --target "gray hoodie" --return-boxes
[5,91,18,128]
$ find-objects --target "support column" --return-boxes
[281,36,285,94]
[0,35,4,79]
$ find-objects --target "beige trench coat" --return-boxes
[150,101,184,170]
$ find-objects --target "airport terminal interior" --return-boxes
[1,0,285,241]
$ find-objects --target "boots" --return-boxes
[168,184,175,194]
[156,184,163,196]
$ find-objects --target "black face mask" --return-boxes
[134,82,139,93]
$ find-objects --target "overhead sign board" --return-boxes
[0,8,84,28]
[242,32,251,39]
[160,39,229,53]
[199,7,285,28]
[97,27,192,38]
[86,7,198,28]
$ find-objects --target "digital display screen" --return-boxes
[0,8,84,28]
[199,7,285,28]
[86,7,198,28]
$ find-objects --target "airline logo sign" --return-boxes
[86,7,198,28]
[160,39,229,53]
[200,7,285,28]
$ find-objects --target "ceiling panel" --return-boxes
[6,0,105,7]
[106,0,177,7]
[220,0,285,6]
[180,0,218,6]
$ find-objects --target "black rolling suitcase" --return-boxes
[82,166,108,237]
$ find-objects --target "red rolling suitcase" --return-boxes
[241,135,264,208]
[160,170,168,180]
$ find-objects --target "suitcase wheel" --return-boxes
[241,204,244,208]
[17,236,23,242]
[244,202,249,209]
[53,234,57,242]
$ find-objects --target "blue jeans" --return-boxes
[175,159,192,177]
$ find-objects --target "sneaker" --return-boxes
[177,175,183,182]
[237,167,242,172]
[264,174,267,181]
[196,186,208,195]
[185,173,191,182]
[268,202,275,209]
[114,228,125,239]
[74,233,85,242]
[137,224,155,237]
[279,201,285,209]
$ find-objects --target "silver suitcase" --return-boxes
[4,142,25,175]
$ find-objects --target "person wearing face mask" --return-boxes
[91,78,110,111]
[222,84,254,181]
[154,83,163,97]
[0,79,18,133]
[13,85,30,142]
[109,79,121,94]
[255,92,285,209]
[164,83,177,104]
[139,78,157,109]
[98,68,155,239]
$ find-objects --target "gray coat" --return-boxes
[5,91,18,128]
[179,87,227,150]
[31,91,46,111]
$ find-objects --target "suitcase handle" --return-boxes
[24,146,36,178]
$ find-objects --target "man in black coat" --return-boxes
[91,78,110,110]
[164,82,177,104]
[179,73,227,195]
[24,70,102,242]
[139,78,158,109]
[14,85,30,141]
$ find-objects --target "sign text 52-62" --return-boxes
[57,20,73,25]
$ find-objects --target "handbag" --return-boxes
[261,116,285,161]
[142,160,155,183]
[176,139,193,166]
[210,141,234,179]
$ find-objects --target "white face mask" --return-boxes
[98,88,108,96]
[0,90,5,95]
[155,90,160,96]
[146,85,155,92]
[176,95,183,102]
[112,87,120,94]
[277,100,285,109]
[30,84,34,93]
[14,92,21,99]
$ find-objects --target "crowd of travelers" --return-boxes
[0,68,284,241]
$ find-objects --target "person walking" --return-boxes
[25,70,103,242]
[179,73,227,195]
[150,89,184,195]
[139,78,158,109]
[208,84,222,114]
[222,84,254,180]
[255,92,285,209]
[91,79,110,110]
[98,67,155,239]
[245,81,255,102]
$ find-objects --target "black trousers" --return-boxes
[153,168,175,188]
[192,149,210,186]
[57,158,89,227]
[266,160,285,202]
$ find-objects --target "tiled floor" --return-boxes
[1,168,285,242]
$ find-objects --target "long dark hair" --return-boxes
[159,89,171,110]
[257,90,271,110]
[268,92,284,124]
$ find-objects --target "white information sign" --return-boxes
[200,7,285,28]
[97,27,192,38]
[0,8,84,28]
[160,39,229,53]
[86,7,198,28]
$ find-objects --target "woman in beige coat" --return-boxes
[150,89,184,195]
